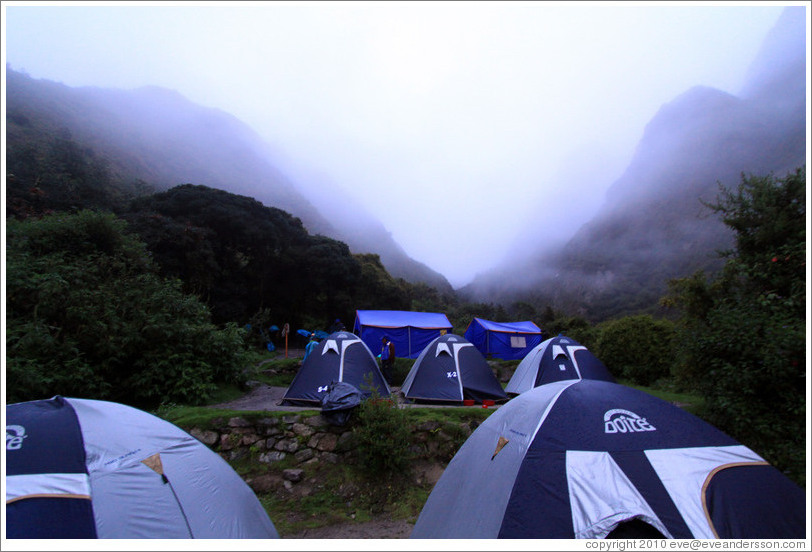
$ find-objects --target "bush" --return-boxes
[6,210,248,408]
[662,168,806,484]
[352,386,414,479]
[596,315,676,386]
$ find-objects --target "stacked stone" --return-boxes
[189,413,357,467]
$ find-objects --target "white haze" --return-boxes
[2,1,789,287]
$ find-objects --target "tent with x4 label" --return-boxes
[282,331,390,405]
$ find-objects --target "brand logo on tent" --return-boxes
[318,385,329,392]
[447,371,458,379]
[603,409,657,434]
[6,425,27,450]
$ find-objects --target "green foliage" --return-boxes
[546,314,600,348]
[662,168,806,483]
[124,186,416,328]
[390,357,416,387]
[596,315,676,386]
[352,388,415,479]
[6,210,248,408]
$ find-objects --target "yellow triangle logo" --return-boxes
[142,453,164,475]
[491,436,509,460]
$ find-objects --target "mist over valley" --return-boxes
[4,5,807,321]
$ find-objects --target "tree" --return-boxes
[662,167,806,483]
[6,210,248,408]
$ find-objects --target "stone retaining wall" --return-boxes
[188,412,479,469]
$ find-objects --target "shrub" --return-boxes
[6,210,248,408]
[596,315,676,386]
[662,168,806,484]
[352,386,414,479]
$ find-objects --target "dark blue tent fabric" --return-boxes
[401,334,507,403]
[704,464,807,538]
[412,379,806,539]
[464,318,542,360]
[533,379,737,452]
[6,397,98,538]
[353,310,453,359]
[283,331,390,405]
[498,449,571,538]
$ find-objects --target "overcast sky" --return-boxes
[2,1,794,287]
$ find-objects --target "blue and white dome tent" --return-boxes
[282,331,390,406]
[5,396,279,539]
[411,379,805,539]
[506,334,615,395]
[401,333,507,404]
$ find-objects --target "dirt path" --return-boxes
[209,383,312,412]
[285,518,415,539]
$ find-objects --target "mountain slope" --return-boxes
[4,69,452,291]
[462,6,806,320]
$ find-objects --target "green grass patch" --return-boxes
[404,406,495,425]
[619,380,705,416]
[257,460,429,536]
[156,404,319,429]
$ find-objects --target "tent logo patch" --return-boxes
[603,409,656,434]
[447,371,458,379]
[6,425,27,450]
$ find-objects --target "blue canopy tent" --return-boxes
[464,318,542,360]
[353,310,453,359]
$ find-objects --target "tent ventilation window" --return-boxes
[510,336,527,348]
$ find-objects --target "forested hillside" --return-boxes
[4,67,452,291]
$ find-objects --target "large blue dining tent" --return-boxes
[464,318,542,360]
[353,310,453,359]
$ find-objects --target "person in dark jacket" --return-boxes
[380,336,395,385]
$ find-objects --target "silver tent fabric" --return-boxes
[67,398,278,538]
[505,339,551,394]
[411,380,577,538]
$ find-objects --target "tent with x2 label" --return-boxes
[400,333,508,404]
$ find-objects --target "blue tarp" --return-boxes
[353,310,453,359]
[464,317,542,360]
